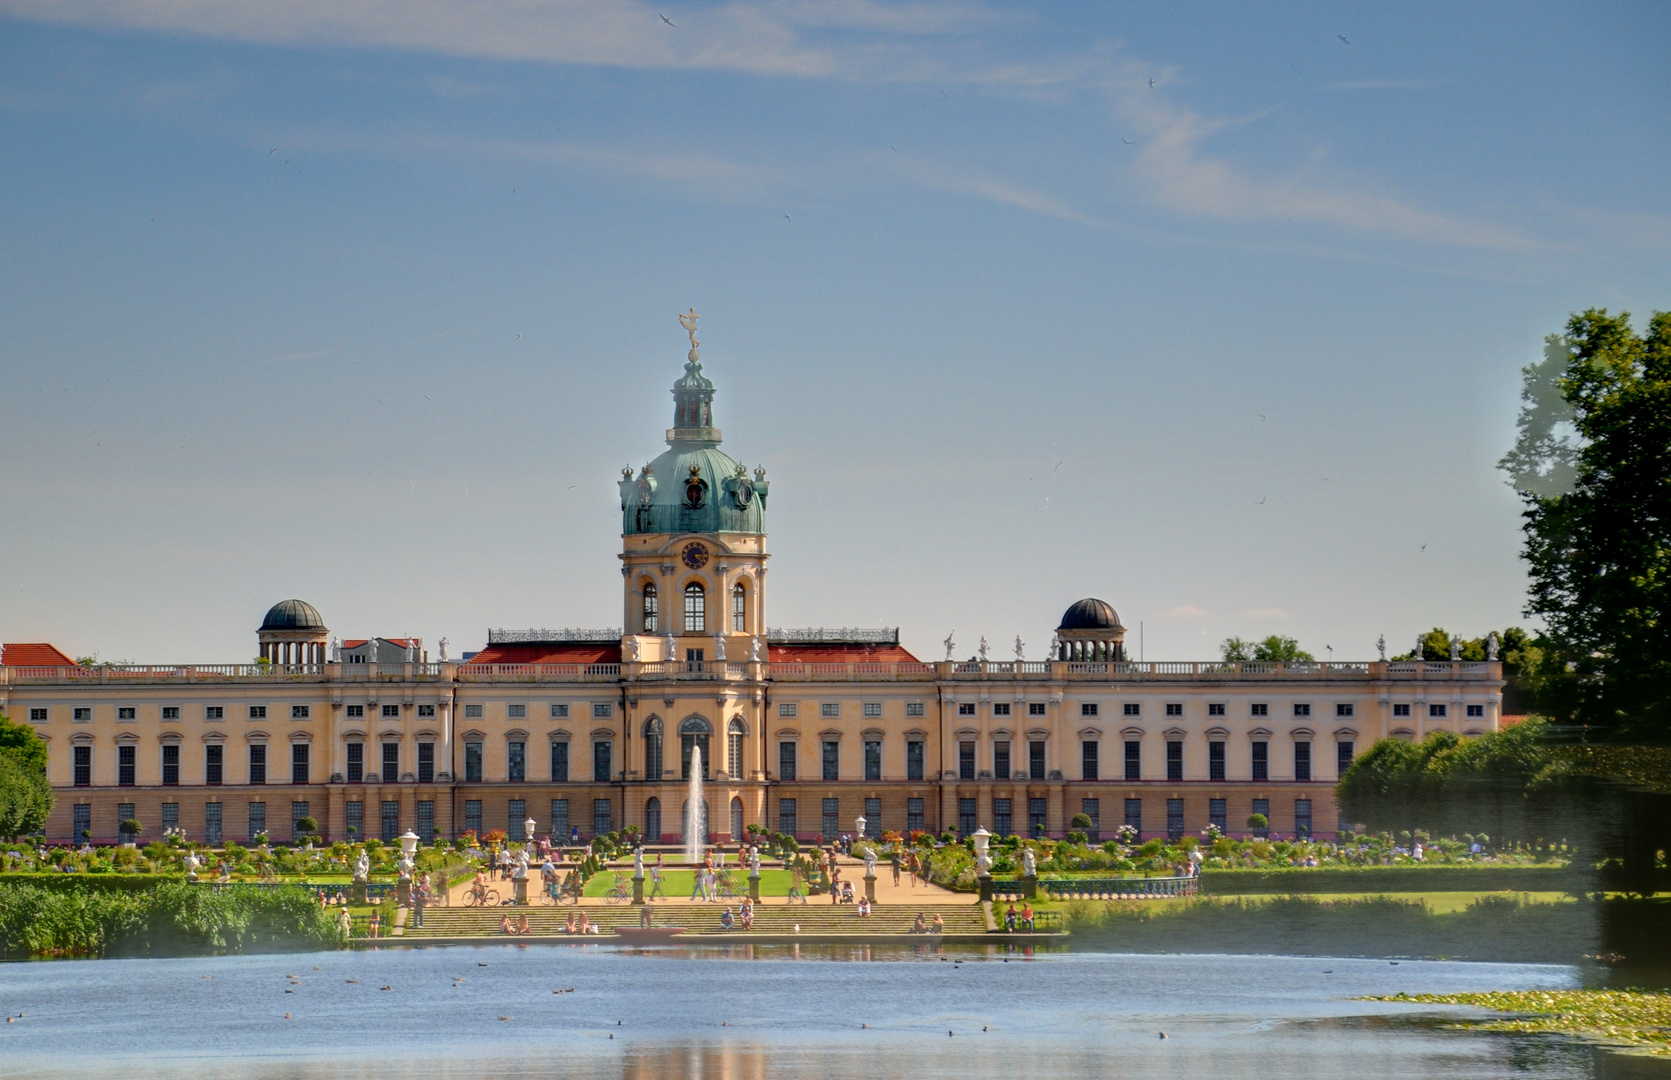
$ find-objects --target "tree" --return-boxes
[0,713,52,839]
[1221,635,1314,663]
[1501,309,1671,743]
[0,713,48,774]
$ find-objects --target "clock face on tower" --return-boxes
[681,542,710,570]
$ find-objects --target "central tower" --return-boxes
[618,311,770,663]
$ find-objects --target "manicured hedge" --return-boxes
[0,873,188,894]
[1199,864,1586,895]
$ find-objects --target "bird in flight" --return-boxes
[1258,413,1266,421]
[1148,77,1155,88]
[1420,543,1428,553]
[783,213,791,222]
[268,148,277,156]
[660,12,675,26]
[1121,138,1134,145]
[1337,34,1351,44]
[1256,496,1267,505]
[889,145,897,151]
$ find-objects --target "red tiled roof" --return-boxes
[2,643,77,666]
[465,644,622,665]
[768,643,921,664]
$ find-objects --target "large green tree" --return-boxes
[0,714,52,839]
[1500,309,1671,742]
[1220,635,1314,663]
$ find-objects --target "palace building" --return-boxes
[1,318,1504,847]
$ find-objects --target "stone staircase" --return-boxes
[404,903,988,938]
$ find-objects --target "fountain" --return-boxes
[684,745,706,863]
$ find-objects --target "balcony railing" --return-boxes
[455,663,622,683]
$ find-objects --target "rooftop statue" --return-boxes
[943,630,956,661]
[1014,635,1025,662]
[679,307,701,359]
[1487,631,1500,661]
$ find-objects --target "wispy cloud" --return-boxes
[887,155,1099,225]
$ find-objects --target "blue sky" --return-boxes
[1,0,1667,663]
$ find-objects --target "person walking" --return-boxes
[649,857,666,900]
[891,849,901,887]
[412,873,429,928]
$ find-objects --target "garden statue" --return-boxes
[183,850,201,882]
[1486,631,1500,661]
[397,848,415,883]
[352,850,371,885]
[750,847,761,876]
[634,845,645,877]
[1022,847,1037,878]
[513,848,529,880]
[863,846,877,877]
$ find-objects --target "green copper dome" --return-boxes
[618,324,768,535]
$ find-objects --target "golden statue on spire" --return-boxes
[678,307,700,361]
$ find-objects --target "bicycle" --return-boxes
[465,884,500,908]
[603,873,633,905]
[712,872,740,900]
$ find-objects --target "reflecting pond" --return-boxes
[0,943,1656,1079]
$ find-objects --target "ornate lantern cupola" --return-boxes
[668,307,720,448]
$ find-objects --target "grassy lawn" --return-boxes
[581,868,798,898]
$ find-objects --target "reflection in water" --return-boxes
[0,945,1631,1080]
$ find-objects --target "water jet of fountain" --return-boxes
[685,746,706,864]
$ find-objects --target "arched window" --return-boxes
[643,716,663,780]
[730,796,744,840]
[642,582,658,633]
[684,583,705,632]
[727,717,746,778]
[644,797,662,842]
[679,716,712,779]
[732,583,746,632]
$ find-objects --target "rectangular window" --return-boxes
[117,744,136,786]
[291,705,310,719]
[347,705,364,719]
[779,702,798,718]
[1165,703,1182,717]
[1294,742,1312,782]
[958,798,977,837]
[73,707,92,722]
[1336,703,1355,717]
[1166,798,1184,840]
[249,706,267,720]
[906,797,924,834]
[162,707,179,720]
[74,746,91,787]
[906,740,924,781]
[1252,741,1268,782]
[1029,702,1047,716]
[863,797,881,839]
[382,742,400,782]
[1429,704,1448,717]
[1208,703,1225,716]
[550,703,570,719]
[509,799,527,840]
[958,741,975,780]
[733,586,746,632]
[248,801,267,841]
[204,802,222,845]
[291,743,309,785]
[249,744,267,785]
[992,702,1011,717]
[549,741,568,782]
[993,797,1012,837]
[821,740,840,781]
[864,739,881,781]
[1294,798,1313,838]
[822,797,841,840]
[416,800,435,843]
[204,744,223,786]
[957,703,975,717]
[821,703,840,718]
[593,798,613,837]
[290,801,309,842]
[418,704,435,718]
[1081,703,1099,717]
[1251,703,1268,717]
[593,741,612,782]
[418,742,435,783]
[508,704,526,719]
[381,800,399,841]
[346,801,363,839]
[73,803,91,840]
[1029,741,1046,778]
[1124,740,1141,781]
[550,799,569,839]
[1028,797,1047,837]
[778,798,797,836]
[1081,798,1100,840]
[593,703,613,719]
[684,585,705,632]
[1081,740,1098,781]
[347,743,364,783]
[382,705,400,719]
[1393,703,1411,717]
[1337,741,1354,775]
[993,741,1011,780]
[1467,704,1484,718]
[1166,740,1183,782]
[29,707,47,722]
[863,702,883,718]
[777,741,796,781]
[508,741,526,782]
[465,705,484,719]
[118,707,135,721]
[465,800,483,837]
[907,702,926,717]
[1251,798,1270,837]
[162,744,180,786]
[205,706,223,720]
[1209,741,1225,782]
[1123,703,1141,716]
[118,802,134,829]
[1293,703,1311,717]
[1209,798,1227,833]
